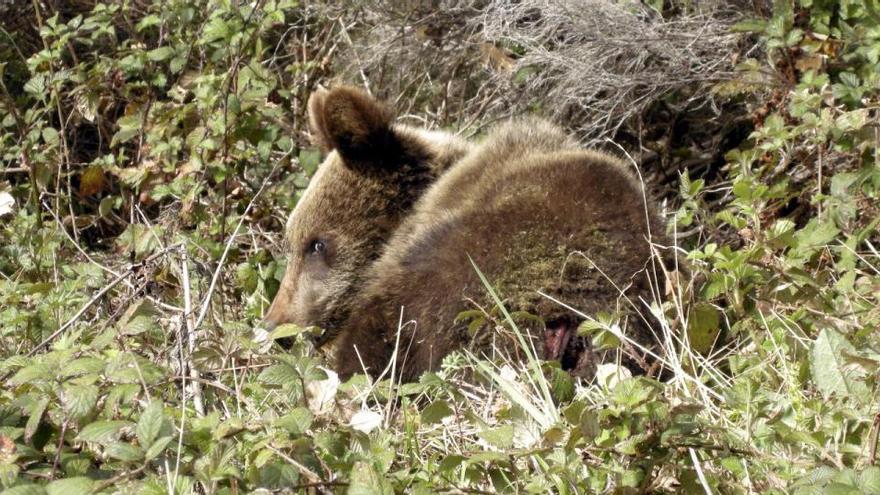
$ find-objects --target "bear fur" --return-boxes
[266,86,668,382]
[263,86,471,340]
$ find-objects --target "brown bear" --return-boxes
[263,86,471,342]
[264,86,668,382]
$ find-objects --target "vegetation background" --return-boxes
[0,0,878,493]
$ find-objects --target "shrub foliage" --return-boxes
[0,0,878,493]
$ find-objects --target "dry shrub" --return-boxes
[318,0,761,191]
[478,0,750,143]
[308,0,493,128]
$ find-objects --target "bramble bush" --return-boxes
[0,0,878,493]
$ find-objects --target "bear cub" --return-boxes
[264,86,668,382]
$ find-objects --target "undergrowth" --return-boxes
[0,0,878,493]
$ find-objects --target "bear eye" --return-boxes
[306,239,326,256]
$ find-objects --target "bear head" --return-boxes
[262,86,469,342]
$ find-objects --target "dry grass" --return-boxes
[477,0,750,143]
[316,1,754,137]
[300,0,760,205]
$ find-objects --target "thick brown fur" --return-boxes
[263,86,471,335]
[266,87,669,383]
[330,119,668,381]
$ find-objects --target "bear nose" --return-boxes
[262,296,285,332]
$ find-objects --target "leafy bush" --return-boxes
[0,0,878,493]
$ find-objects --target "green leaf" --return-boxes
[859,467,880,494]
[298,148,322,176]
[257,462,300,487]
[25,397,49,441]
[62,384,99,419]
[61,357,106,378]
[258,363,299,385]
[268,323,307,340]
[546,364,575,402]
[579,410,600,441]
[226,94,240,115]
[59,456,89,477]
[113,225,162,261]
[823,483,862,495]
[46,477,94,495]
[686,303,721,354]
[621,467,646,488]
[137,401,165,447]
[478,424,514,449]
[123,315,156,335]
[147,46,174,62]
[793,219,840,257]
[438,454,465,477]
[9,362,52,385]
[111,114,143,147]
[839,72,860,87]
[0,485,47,495]
[23,75,46,97]
[347,462,393,495]
[202,17,232,43]
[41,128,59,146]
[513,66,538,85]
[98,196,115,217]
[135,14,161,31]
[144,435,174,461]
[576,319,605,336]
[0,463,19,487]
[811,329,869,400]
[591,328,621,351]
[835,109,868,132]
[421,400,453,424]
[105,353,164,384]
[830,172,860,197]
[106,441,144,462]
[117,299,159,336]
[1,355,28,371]
[275,407,313,435]
[170,55,187,74]
[76,420,132,444]
[611,377,662,408]
[785,28,804,46]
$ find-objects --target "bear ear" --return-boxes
[307,85,399,173]
[307,86,332,152]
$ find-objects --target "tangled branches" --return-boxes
[319,0,759,193]
[479,0,749,143]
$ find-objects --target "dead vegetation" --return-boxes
[313,0,760,195]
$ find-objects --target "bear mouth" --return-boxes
[544,319,592,376]
[543,321,572,362]
[312,328,337,348]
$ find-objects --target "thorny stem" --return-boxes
[92,464,149,492]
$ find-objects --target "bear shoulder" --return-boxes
[331,118,669,380]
